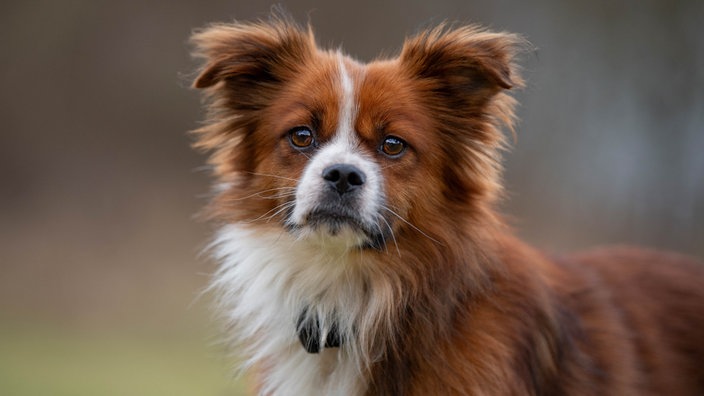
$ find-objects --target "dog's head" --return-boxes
[192,16,521,251]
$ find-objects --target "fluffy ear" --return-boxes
[191,16,315,109]
[400,25,523,97]
[398,26,524,206]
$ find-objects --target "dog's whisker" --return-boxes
[257,191,297,200]
[378,215,400,256]
[244,171,300,183]
[245,201,296,224]
[263,202,296,223]
[368,219,389,254]
[231,187,297,201]
[382,205,443,246]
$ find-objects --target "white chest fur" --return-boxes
[211,224,392,395]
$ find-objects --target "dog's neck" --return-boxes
[210,222,508,395]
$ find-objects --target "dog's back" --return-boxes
[362,237,704,395]
[561,247,704,394]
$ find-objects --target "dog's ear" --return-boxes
[191,17,315,110]
[400,25,523,99]
[398,26,525,205]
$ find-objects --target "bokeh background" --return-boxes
[1,0,702,394]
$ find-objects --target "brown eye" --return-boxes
[380,136,407,157]
[289,127,314,149]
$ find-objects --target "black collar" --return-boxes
[296,309,343,353]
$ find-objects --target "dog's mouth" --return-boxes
[306,208,366,233]
[288,206,387,250]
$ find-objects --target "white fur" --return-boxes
[211,224,391,395]
[210,56,392,395]
[336,54,356,146]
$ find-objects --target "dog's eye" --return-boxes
[289,127,315,149]
[380,136,407,157]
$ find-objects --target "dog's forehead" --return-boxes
[277,51,419,147]
[279,52,367,144]
[324,54,414,144]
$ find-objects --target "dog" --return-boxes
[190,14,704,395]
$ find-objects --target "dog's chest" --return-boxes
[212,225,377,395]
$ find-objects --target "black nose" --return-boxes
[322,164,366,195]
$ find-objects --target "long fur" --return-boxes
[191,14,704,395]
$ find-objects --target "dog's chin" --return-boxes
[287,209,386,250]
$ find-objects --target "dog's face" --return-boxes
[192,19,520,251]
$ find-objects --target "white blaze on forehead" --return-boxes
[336,54,357,146]
[289,54,384,240]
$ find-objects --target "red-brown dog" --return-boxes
[191,15,704,395]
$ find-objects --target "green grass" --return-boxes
[0,323,248,396]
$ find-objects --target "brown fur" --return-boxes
[191,14,704,395]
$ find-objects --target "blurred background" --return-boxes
[1,0,702,394]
